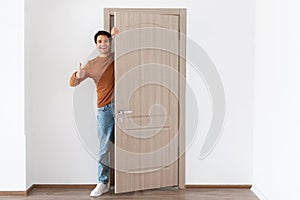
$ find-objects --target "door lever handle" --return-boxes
[118,110,133,115]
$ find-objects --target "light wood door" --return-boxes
[114,11,179,193]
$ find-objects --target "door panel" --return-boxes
[114,11,179,193]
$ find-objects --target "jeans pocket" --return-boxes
[98,106,107,112]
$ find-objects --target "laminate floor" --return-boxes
[0,187,259,200]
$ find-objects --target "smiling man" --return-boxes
[69,27,119,197]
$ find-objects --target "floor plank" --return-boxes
[0,188,259,200]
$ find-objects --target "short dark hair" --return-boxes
[94,30,112,44]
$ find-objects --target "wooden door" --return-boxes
[114,11,179,193]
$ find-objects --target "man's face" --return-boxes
[96,35,111,55]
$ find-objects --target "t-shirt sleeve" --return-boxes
[69,61,90,87]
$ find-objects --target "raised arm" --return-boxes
[69,62,89,87]
[111,27,119,38]
[110,27,119,53]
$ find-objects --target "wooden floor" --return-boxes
[0,187,259,200]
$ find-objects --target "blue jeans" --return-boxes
[96,101,115,184]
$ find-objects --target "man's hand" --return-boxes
[76,63,86,78]
[111,27,119,38]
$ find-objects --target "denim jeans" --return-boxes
[96,101,115,184]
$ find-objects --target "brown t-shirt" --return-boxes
[69,53,114,108]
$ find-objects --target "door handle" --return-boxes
[118,110,133,115]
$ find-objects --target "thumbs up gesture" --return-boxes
[76,63,86,78]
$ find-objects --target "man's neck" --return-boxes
[99,53,110,57]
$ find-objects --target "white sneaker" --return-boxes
[90,183,109,197]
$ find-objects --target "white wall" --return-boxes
[252,0,300,199]
[25,0,255,186]
[0,0,26,191]
[185,1,255,184]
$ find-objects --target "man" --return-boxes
[69,27,119,197]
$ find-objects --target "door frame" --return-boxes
[104,8,186,189]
